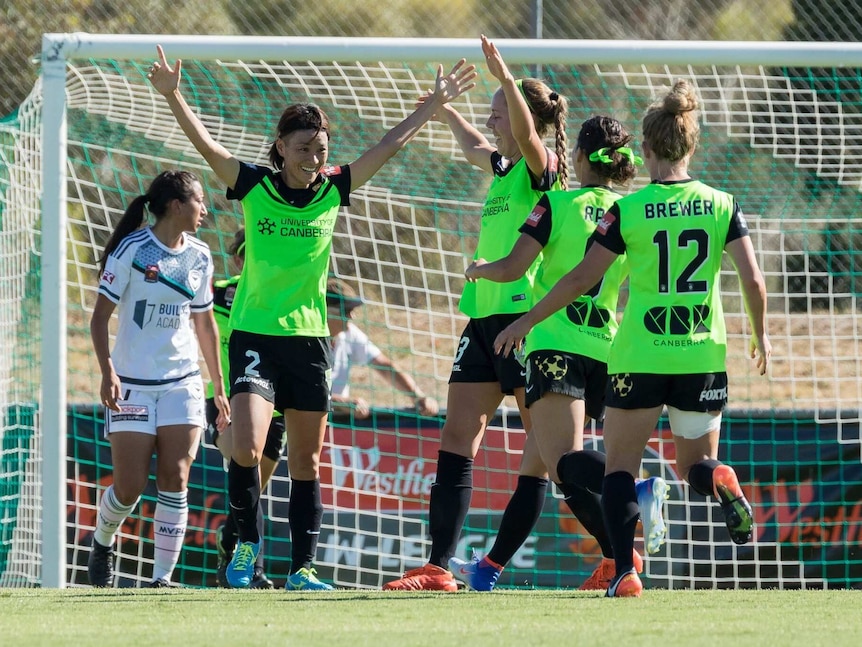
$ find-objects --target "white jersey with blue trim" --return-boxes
[98,227,214,388]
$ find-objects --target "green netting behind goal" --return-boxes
[2,39,862,588]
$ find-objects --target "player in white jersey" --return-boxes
[88,170,230,588]
[326,277,439,419]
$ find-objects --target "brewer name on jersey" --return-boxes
[644,199,714,219]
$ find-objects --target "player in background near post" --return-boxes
[384,35,568,592]
[494,79,770,598]
[326,277,439,419]
[453,115,670,591]
[205,228,285,589]
[148,45,475,590]
[89,170,229,588]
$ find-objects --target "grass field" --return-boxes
[1,589,860,646]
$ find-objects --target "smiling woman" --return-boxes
[384,34,569,593]
[146,43,476,591]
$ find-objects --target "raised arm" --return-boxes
[348,60,477,190]
[481,35,548,179]
[465,234,542,283]
[148,45,240,189]
[725,236,771,375]
[434,103,496,172]
[493,243,618,357]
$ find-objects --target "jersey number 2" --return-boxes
[244,350,262,376]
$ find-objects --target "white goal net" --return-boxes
[1,34,861,589]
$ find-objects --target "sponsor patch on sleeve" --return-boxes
[596,212,617,235]
[524,205,546,227]
[101,271,115,284]
[321,165,342,176]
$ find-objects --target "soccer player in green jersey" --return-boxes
[384,35,569,592]
[495,79,771,598]
[454,115,669,591]
[204,228,286,589]
[148,45,476,590]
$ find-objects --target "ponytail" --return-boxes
[98,195,148,273]
[97,170,199,273]
[520,78,569,188]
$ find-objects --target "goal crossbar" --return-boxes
[44,32,862,66]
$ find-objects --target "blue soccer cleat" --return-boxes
[285,567,334,591]
[448,553,502,592]
[637,476,670,554]
[225,540,261,588]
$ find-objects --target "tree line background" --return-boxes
[2,0,861,118]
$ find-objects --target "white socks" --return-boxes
[151,490,188,582]
[93,485,139,548]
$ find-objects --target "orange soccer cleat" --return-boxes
[579,549,643,591]
[605,568,643,598]
[382,563,458,592]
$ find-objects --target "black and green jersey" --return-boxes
[459,150,560,318]
[227,162,350,337]
[593,179,749,374]
[206,275,239,398]
[519,186,627,362]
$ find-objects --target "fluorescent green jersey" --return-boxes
[521,187,627,362]
[459,151,560,318]
[227,163,349,337]
[205,274,282,420]
[206,276,239,398]
[595,180,741,374]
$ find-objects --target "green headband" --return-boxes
[514,79,534,112]
[236,241,246,257]
[589,146,644,166]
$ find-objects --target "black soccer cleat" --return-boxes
[87,538,116,588]
[249,567,275,590]
[713,465,754,545]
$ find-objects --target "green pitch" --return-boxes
[0,589,859,646]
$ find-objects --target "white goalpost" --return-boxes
[5,33,862,589]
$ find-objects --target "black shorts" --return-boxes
[205,397,287,463]
[449,314,527,395]
[605,371,728,412]
[525,350,608,421]
[229,330,331,412]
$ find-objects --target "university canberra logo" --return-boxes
[257,218,276,235]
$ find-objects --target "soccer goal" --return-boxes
[3,33,862,589]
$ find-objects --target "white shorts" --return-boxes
[667,405,722,440]
[106,375,206,436]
